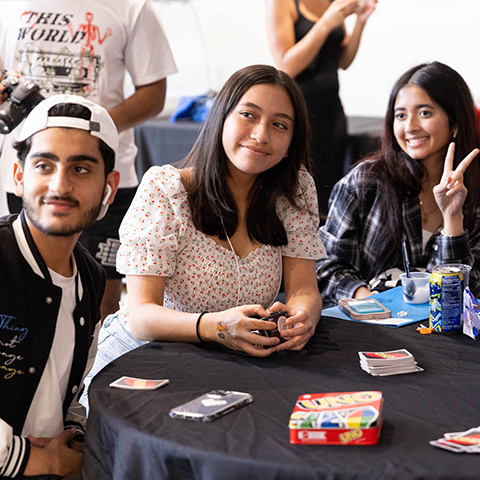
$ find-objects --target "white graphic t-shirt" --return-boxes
[0,0,177,190]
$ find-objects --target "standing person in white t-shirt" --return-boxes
[0,95,120,478]
[0,0,177,320]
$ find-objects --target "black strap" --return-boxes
[19,209,52,283]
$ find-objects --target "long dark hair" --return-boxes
[362,61,480,274]
[180,64,314,246]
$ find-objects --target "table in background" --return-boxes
[134,120,201,178]
[82,316,480,480]
[133,117,382,179]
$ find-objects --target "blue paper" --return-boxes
[323,286,429,328]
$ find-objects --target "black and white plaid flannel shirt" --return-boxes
[316,163,480,307]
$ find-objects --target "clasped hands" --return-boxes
[323,0,377,29]
[199,303,314,357]
[24,428,82,476]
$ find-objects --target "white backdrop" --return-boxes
[1,0,478,215]
[157,0,480,117]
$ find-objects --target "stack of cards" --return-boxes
[430,427,480,453]
[358,349,423,376]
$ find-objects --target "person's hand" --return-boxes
[267,301,315,352]
[68,436,84,453]
[27,435,53,448]
[322,0,363,31]
[206,305,281,357]
[356,0,377,23]
[353,286,373,300]
[433,142,479,220]
[24,428,82,477]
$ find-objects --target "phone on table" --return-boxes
[338,298,391,320]
[169,390,253,422]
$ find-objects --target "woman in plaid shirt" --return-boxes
[317,62,480,307]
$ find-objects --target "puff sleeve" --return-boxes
[277,170,325,259]
[117,166,186,276]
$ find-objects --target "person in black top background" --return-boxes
[267,0,377,213]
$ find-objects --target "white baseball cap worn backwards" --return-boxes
[18,94,118,155]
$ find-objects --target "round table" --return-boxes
[82,316,480,480]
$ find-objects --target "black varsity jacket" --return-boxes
[0,214,105,477]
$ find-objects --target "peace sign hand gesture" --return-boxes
[433,142,479,234]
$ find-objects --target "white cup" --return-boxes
[399,272,430,304]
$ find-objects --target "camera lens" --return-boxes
[0,101,24,134]
[0,80,44,135]
[0,110,16,134]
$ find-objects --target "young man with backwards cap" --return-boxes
[0,0,177,322]
[0,94,120,478]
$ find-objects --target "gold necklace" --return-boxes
[419,195,439,224]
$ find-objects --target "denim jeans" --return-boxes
[79,312,146,412]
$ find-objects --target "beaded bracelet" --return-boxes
[196,311,209,343]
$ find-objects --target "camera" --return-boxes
[0,73,44,134]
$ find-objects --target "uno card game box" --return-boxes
[289,391,383,445]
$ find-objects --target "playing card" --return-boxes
[430,426,480,453]
[359,349,422,376]
[109,376,169,390]
[445,427,480,441]
[429,439,466,453]
[315,410,346,428]
[359,349,414,364]
[443,428,480,452]
[361,364,424,376]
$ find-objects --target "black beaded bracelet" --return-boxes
[196,311,209,343]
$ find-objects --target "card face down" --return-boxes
[110,376,170,390]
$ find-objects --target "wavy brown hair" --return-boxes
[180,64,315,246]
[361,61,480,274]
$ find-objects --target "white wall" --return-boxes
[156,0,480,117]
[1,0,477,215]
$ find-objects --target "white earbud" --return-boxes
[96,184,113,221]
[102,184,113,205]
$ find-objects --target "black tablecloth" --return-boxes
[134,120,202,179]
[82,317,480,480]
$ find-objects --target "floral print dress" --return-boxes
[116,165,325,328]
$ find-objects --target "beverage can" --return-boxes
[429,266,463,333]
